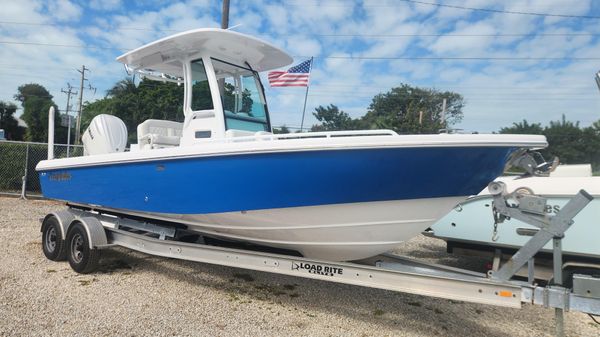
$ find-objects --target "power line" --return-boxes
[274,93,600,101]
[286,0,600,19]
[4,90,597,101]
[2,19,599,37]
[0,64,75,70]
[311,84,593,89]
[301,55,600,61]
[309,33,600,38]
[3,76,598,99]
[1,20,599,38]
[0,40,121,50]
[0,73,71,80]
[0,20,180,32]
[1,40,598,61]
[396,0,600,20]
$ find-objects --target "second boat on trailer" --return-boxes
[36,28,548,261]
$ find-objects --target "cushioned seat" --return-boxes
[137,119,183,150]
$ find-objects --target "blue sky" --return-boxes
[1,0,599,132]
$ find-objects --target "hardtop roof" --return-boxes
[116,28,293,77]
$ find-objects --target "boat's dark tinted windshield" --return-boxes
[190,59,213,111]
[211,58,269,132]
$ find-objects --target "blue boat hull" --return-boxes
[38,146,516,214]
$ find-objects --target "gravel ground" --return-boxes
[1,196,599,337]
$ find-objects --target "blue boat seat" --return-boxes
[137,119,183,150]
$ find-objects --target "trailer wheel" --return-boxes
[42,216,67,261]
[66,222,100,274]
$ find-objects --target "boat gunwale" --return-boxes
[36,134,547,171]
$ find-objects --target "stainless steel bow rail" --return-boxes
[40,186,599,336]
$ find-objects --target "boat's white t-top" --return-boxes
[86,28,294,153]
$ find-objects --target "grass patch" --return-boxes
[283,284,297,291]
[233,273,255,282]
[77,278,97,286]
[373,309,385,316]
[98,259,132,273]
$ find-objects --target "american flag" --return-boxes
[268,59,312,87]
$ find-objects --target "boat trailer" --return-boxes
[40,184,599,336]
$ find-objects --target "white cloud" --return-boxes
[88,1,217,52]
[430,21,496,55]
[0,0,46,23]
[0,0,599,135]
[285,38,322,58]
[89,0,122,11]
[47,0,82,22]
[264,4,288,33]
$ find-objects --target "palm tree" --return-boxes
[107,78,137,97]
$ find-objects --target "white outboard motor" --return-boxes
[82,114,128,155]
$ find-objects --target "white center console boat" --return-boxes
[36,28,548,261]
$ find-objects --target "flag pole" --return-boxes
[299,57,313,132]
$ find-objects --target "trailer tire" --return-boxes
[66,222,100,274]
[42,216,67,261]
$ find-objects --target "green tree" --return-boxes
[309,84,463,134]
[499,119,544,134]
[80,98,114,133]
[82,78,184,144]
[581,122,600,170]
[14,83,52,103]
[22,96,55,142]
[106,78,137,97]
[361,84,464,134]
[0,101,25,140]
[221,83,253,114]
[310,104,356,131]
[543,115,586,165]
[273,125,291,134]
[499,115,600,171]
[14,83,67,143]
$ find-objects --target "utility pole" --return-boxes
[74,65,89,145]
[221,0,230,29]
[61,83,77,157]
[218,0,230,94]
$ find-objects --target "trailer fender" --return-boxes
[69,217,108,249]
[41,210,76,241]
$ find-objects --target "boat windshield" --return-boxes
[211,58,270,132]
[190,59,214,111]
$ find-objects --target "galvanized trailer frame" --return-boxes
[40,186,600,337]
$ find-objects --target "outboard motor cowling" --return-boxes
[82,114,128,155]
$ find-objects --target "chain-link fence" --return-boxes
[0,141,84,198]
